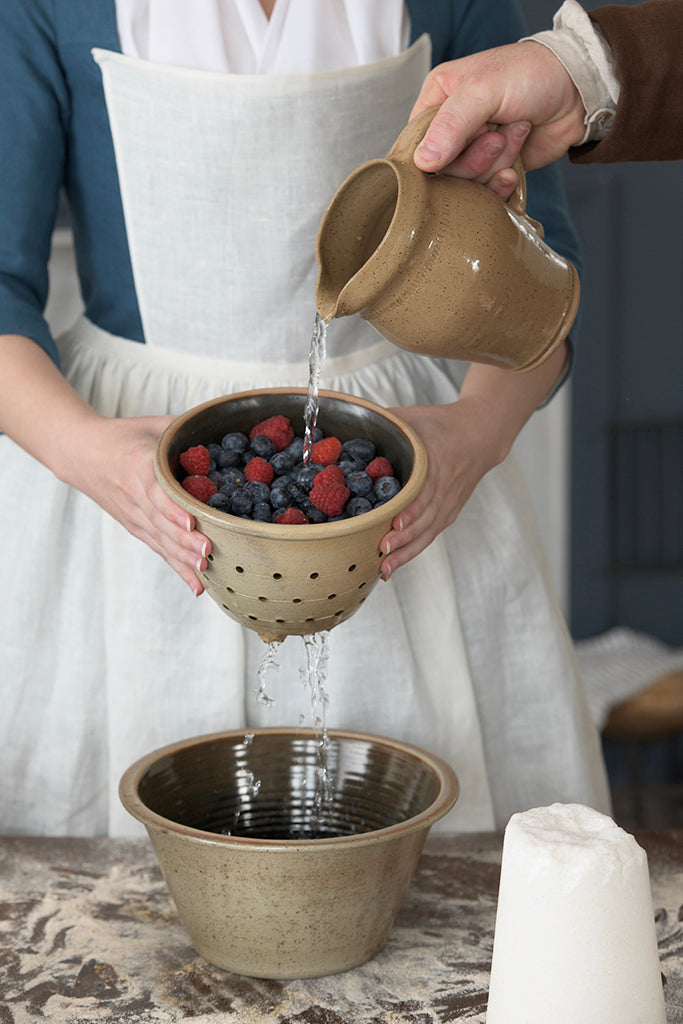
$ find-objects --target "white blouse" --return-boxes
[115,0,410,73]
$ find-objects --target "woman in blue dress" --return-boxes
[0,0,609,836]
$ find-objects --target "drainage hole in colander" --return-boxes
[292,598,302,604]
[273,572,282,580]
[305,617,315,624]
[236,566,245,573]
[347,564,356,572]
[248,615,258,622]
[327,594,336,600]
[334,610,344,617]
[276,618,285,624]
[207,553,214,561]
[227,586,235,594]
[309,572,319,580]
[258,596,268,603]
[358,581,367,590]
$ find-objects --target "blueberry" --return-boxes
[220,469,246,490]
[271,506,288,522]
[230,489,254,517]
[286,480,308,505]
[208,469,223,487]
[253,501,272,522]
[270,484,289,509]
[216,447,243,469]
[221,431,248,453]
[341,438,376,465]
[285,437,305,462]
[346,496,373,517]
[207,442,223,460]
[373,476,401,503]
[207,492,232,512]
[293,464,321,489]
[270,451,295,476]
[345,471,373,497]
[249,435,276,459]
[246,480,271,504]
[304,426,323,447]
[338,457,363,477]
[300,501,326,524]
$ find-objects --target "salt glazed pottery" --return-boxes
[315,108,580,371]
[119,728,459,979]
[154,388,427,643]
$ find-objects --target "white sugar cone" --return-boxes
[487,803,667,1024]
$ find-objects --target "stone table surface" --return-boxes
[1,831,682,1023]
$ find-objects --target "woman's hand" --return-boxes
[379,342,570,578]
[65,414,212,595]
[379,396,507,579]
[0,335,210,595]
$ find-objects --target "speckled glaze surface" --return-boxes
[119,728,460,980]
[316,109,580,371]
[154,389,427,643]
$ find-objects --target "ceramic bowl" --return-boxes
[119,728,459,979]
[154,388,427,642]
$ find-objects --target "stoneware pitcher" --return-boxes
[315,108,580,371]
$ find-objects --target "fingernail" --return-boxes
[200,540,209,558]
[513,121,531,140]
[417,140,441,163]
[179,515,192,531]
[195,557,205,573]
[383,540,392,555]
[396,516,404,531]
[484,138,505,158]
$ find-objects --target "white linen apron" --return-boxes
[0,36,610,836]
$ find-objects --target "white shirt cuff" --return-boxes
[522,0,620,145]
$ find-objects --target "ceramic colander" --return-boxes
[154,388,428,642]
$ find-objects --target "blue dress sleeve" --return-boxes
[0,0,69,366]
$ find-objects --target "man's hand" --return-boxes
[411,41,587,198]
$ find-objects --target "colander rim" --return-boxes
[154,388,428,538]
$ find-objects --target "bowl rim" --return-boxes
[119,727,459,850]
[154,388,428,539]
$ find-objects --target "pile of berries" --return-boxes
[177,413,403,524]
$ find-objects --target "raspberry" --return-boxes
[244,456,275,485]
[310,477,350,517]
[274,507,310,525]
[365,456,394,482]
[249,415,294,452]
[310,436,342,466]
[314,465,345,487]
[179,445,211,476]
[182,475,217,502]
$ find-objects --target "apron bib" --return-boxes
[93,38,430,364]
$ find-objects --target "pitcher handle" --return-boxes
[388,107,527,216]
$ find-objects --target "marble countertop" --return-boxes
[2,830,682,1023]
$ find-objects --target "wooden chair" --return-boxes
[602,670,683,828]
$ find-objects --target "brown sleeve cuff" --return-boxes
[569,0,683,164]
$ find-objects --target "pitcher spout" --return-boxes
[315,157,411,324]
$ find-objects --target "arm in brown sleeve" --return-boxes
[570,0,683,163]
